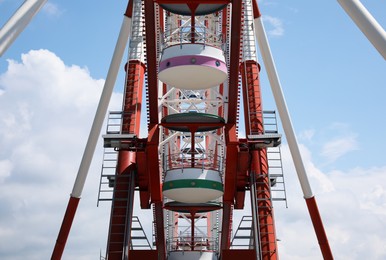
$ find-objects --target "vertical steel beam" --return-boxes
[106,60,145,259]
[241,60,278,259]
[220,0,242,252]
[154,201,167,260]
[144,0,159,125]
[249,172,260,258]
[147,123,166,259]
[226,0,243,124]
[220,201,233,251]
[221,0,243,252]
[143,1,165,257]
[251,150,277,260]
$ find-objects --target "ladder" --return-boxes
[130,216,153,250]
[230,216,254,249]
[97,111,121,204]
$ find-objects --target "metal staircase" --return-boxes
[105,171,136,258]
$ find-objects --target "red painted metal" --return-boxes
[306,197,334,260]
[147,125,163,202]
[144,0,159,125]
[106,59,145,259]
[137,150,151,209]
[146,125,166,259]
[218,5,240,245]
[221,249,257,259]
[153,201,167,260]
[190,213,196,251]
[240,60,263,136]
[220,201,233,251]
[124,0,134,18]
[106,153,136,259]
[251,150,278,259]
[221,0,242,212]
[122,61,146,134]
[221,126,239,251]
[143,2,166,256]
[187,4,198,43]
[226,0,243,124]
[236,142,249,198]
[251,0,261,19]
[241,60,278,259]
[223,124,239,202]
[129,250,159,259]
[159,6,164,34]
[52,1,333,258]
[51,197,80,260]
[156,0,230,4]
[190,130,196,167]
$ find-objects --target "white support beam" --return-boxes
[71,15,132,197]
[0,0,47,56]
[338,0,386,60]
[254,16,314,199]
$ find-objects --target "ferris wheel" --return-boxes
[1,0,385,259]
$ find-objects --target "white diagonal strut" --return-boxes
[254,16,313,198]
[338,0,386,60]
[0,0,47,56]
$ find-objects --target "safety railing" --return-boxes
[161,26,225,51]
[163,152,225,173]
[166,236,219,252]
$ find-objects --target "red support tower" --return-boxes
[241,59,278,259]
[105,60,145,259]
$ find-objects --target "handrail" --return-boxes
[166,236,219,252]
[161,25,224,51]
[164,152,225,173]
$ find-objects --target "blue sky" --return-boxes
[0,0,386,259]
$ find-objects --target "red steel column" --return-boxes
[221,0,242,252]
[122,61,145,134]
[241,60,278,259]
[250,150,277,259]
[143,0,166,257]
[106,61,145,259]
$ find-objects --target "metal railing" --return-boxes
[163,152,225,174]
[166,236,219,252]
[161,26,225,51]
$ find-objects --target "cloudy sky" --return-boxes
[1,0,386,259]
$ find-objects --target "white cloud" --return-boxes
[299,128,315,142]
[42,2,61,17]
[0,49,122,259]
[274,144,386,260]
[0,159,12,183]
[263,15,284,37]
[321,134,359,162]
